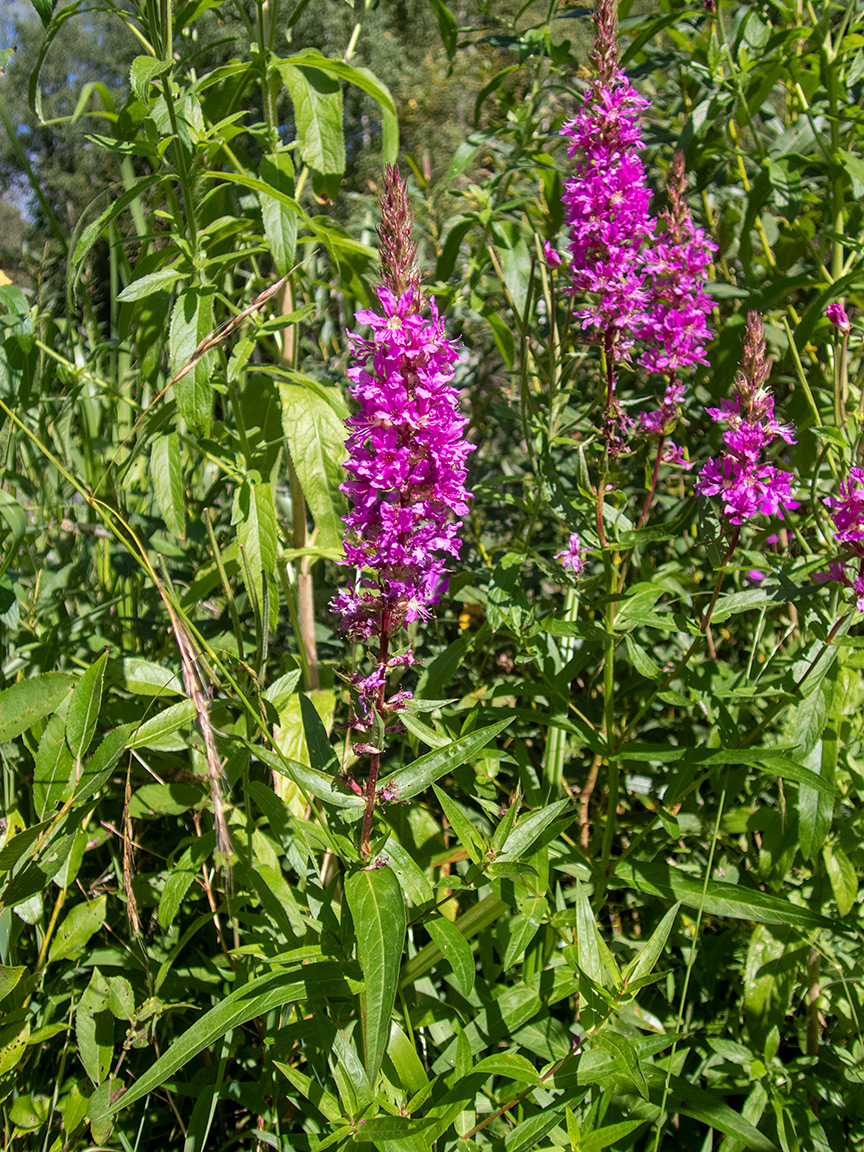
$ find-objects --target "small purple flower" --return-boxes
[826,302,851,335]
[695,312,797,527]
[544,240,562,269]
[746,570,764,586]
[556,532,587,577]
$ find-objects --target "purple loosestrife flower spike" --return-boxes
[560,0,654,370]
[332,167,474,790]
[695,312,796,526]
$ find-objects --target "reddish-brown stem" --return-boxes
[637,434,665,530]
[360,607,391,857]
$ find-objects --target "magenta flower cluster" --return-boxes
[560,4,715,466]
[694,313,796,526]
[819,469,864,611]
[561,73,654,363]
[332,286,474,643]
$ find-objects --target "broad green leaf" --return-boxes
[386,1022,428,1097]
[151,432,186,538]
[0,1021,30,1078]
[471,1053,541,1084]
[0,673,75,744]
[280,51,398,163]
[378,717,514,801]
[49,895,107,965]
[112,966,350,1112]
[66,652,108,766]
[618,743,834,797]
[116,266,184,302]
[823,843,857,917]
[113,658,183,696]
[33,710,73,820]
[236,479,279,631]
[127,700,196,750]
[74,723,134,806]
[128,783,205,819]
[129,55,172,104]
[615,859,839,931]
[426,915,475,995]
[158,866,197,931]
[298,692,339,773]
[76,970,112,1086]
[278,63,346,175]
[0,965,25,1002]
[279,383,346,551]
[381,834,434,906]
[87,1078,123,1145]
[575,881,604,1030]
[259,151,297,274]
[595,1032,648,1100]
[345,864,407,1084]
[170,287,215,435]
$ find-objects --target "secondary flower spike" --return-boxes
[695,312,796,526]
[332,167,474,785]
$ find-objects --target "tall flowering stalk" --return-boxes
[637,151,717,523]
[695,312,796,548]
[561,0,653,409]
[561,0,715,528]
[332,167,474,855]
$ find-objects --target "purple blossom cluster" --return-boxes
[561,72,654,364]
[640,152,716,380]
[694,312,796,526]
[332,285,474,642]
[556,532,587,577]
[560,0,715,467]
[819,469,864,611]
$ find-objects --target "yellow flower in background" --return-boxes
[0,271,11,287]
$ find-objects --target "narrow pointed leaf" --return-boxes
[345,864,406,1084]
[379,717,514,801]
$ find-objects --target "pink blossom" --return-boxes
[555,532,587,577]
[826,302,851,335]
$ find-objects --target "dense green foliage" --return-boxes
[0,1,863,1149]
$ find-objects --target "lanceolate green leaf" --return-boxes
[0,674,75,745]
[377,716,514,801]
[344,865,406,1084]
[66,652,108,767]
[614,860,840,931]
[170,287,215,436]
[254,744,364,809]
[425,915,475,995]
[259,151,297,274]
[151,432,186,538]
[111,965,349,1113]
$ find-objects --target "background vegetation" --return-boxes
[0,1,862,1149]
